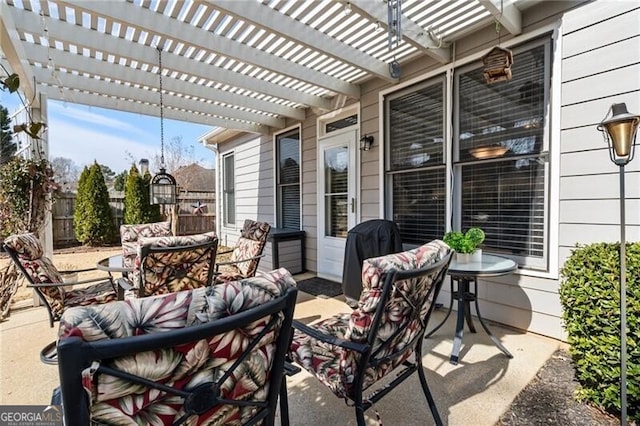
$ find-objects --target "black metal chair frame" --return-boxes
[57,286,298,426]
[287,252,452,426]
[2,242,117,328]
[118,238,218,298]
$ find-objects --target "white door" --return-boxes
[317,130,358,281]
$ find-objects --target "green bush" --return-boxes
[559,242,639,420]
[73,166,90,241]
[123,166,161,225]
[73,162,114,245]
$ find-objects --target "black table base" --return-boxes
[425,276,513,365]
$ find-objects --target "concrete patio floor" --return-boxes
[0,280,560,425]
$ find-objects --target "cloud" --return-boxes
[48,118,157,172]
[49,102,150,139]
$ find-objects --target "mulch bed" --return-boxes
[498,349,620,426]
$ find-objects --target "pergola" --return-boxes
[1,0,532,138]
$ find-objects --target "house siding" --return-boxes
[213,0,639,341]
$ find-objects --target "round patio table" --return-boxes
[425,253,517,365]
[97,254,133,299]
[96,254,132,274]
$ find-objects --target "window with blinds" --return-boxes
[454,38,550,268]
[276,128,301,230]
[385,77,446,245]
[222,152,235,226]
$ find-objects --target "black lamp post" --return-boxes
[597,102,639,425]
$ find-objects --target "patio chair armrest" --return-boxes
[216,248,234,256]
[215,254,265,268]
[60,267,98,274]
[27,276,112,288]
[292,320,369,353]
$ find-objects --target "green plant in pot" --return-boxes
[443,227,485,263]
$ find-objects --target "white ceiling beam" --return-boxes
[348,0,451,63]
[0,2,39,107]
[208,0,397,83]
[477,0,522,35]
[48,89,268,134]
[10,8,313,116]
[59,0,361,100]
[31,68,285,129]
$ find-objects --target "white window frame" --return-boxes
[378,24,561,277]
[274,125,302,230]
[222,151,236,227]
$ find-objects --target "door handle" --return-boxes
[351,197,355,213]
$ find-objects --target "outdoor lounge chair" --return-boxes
[2,233,118,328]
[215,219,271,283]
[2,232,119,365]
[118,232,218,298]
[119,220,173,269]
[287,240,452,426]
[55,268,298,425]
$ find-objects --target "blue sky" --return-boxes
[1,94,216,173]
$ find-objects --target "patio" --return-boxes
[0,256,560,425]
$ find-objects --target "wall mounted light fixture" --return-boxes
[360,135,374,151]
[597,102,639,426]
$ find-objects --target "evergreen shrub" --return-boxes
[559,242,639,420]
[73,162,114,245]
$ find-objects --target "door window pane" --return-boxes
[324,146,348,237]
[222,153,235,226]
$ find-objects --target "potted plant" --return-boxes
[443,227,485,263]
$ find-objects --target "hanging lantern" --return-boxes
[151,167,177,204]
[150,46,177,205]
[482,46,513,84]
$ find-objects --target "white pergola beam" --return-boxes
[349,0,451,63]
[0,2,39,107]
[209,0,397,83]
[477,0,522,35]
[10,8,314,116]
[59,0,361,100]
[51,89,268,134]
[31,68,285,129]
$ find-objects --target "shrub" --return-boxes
[559,242,639,420]
[74,162,114,245]
[0,157,57,238]
[123,166,161,225]
[73,166,90,241]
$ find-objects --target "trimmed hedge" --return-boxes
[559,242,639,420]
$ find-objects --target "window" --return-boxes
[275,128,301,229]
[383,37,552,270]
[385,77,447,245]
[222,152,235,226]
[454,39,550,269]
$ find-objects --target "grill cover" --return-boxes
[341,219,403,300]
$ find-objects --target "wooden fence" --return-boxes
[52,191,215,247]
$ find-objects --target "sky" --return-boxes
[0,95,216,174]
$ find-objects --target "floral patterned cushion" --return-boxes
[133,232,218,297]
[58,268,296,425]
[289,239,451,399]
[216,220,271,283]
[3,233,117,323]
[120,221,172,269]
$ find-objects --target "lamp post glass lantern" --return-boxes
[598,102,639,425]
